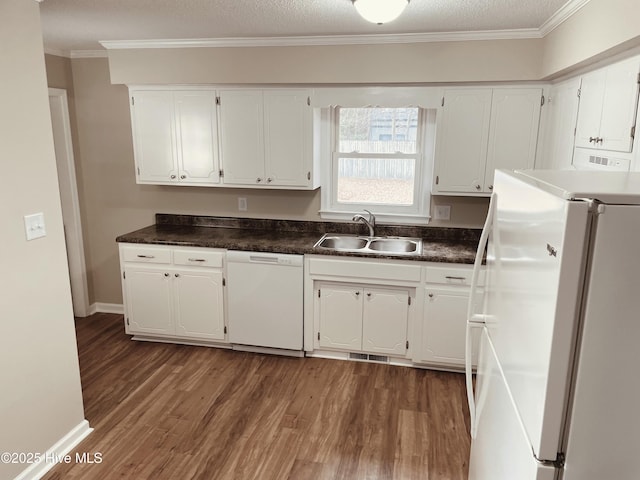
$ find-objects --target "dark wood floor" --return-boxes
[44,313,470,480]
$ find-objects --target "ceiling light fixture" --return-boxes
[352,0,410,25]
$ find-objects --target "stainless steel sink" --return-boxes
[314,234,422,256]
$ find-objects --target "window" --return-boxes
[321,107,434,224]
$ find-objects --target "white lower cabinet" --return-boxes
[120,244,226,343]
[419,265,483,368]
[317,283,410,356]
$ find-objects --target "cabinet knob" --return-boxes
[256,177,262,183]
[367,292,372,297]
[428,293,434,298]
[267,177,273,183]
[475,184,481,190]
[355,291,360,296]
[488,185,493,191]
[164,273,169,277]
[180,174,186,179]
[170,174,177,179]
[174,273,180,278]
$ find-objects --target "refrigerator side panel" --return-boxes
[470,330,556,480]
[487,170,590,460]
[562,205,640,480]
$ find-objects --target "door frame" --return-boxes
[48,88,90,317]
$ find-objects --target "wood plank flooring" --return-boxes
[44,313,471,480]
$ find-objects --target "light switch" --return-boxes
[24,212,46,240]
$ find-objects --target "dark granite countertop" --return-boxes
[116,214,482,265]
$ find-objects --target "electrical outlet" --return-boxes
[434,205,451,221]
[238,197,247,212]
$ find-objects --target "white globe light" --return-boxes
[353,0,410,24]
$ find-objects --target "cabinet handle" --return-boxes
[256,177,262,183]
[164,273,169,277]
[170,174,177,179]
[589,136,597,143]
[188,258,206,262]
[180,174,187,179]
[174,273,180,277]
[137,254,155,259]
[446,276,467,282]
[597,137,604,144]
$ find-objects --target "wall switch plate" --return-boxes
[24,212,46,240]
[434,205,451,221]
[238,197,248,212]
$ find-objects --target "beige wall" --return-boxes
[542,0,640,78]
[108,39,543,85]
[0,1,86,478]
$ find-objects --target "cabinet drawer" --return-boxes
[122,245,171,264]
[425,265,484,286]
[173,249,224,268]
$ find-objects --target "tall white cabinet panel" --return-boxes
[129,88,220,186]
[174,91,220,184]
[264,90,312,186]
[575,57,640,152]
[130,91,177,183]
[125,266,174,336]
[173,270,225,341]
[318,284,362,351]
[218,90,265,185]
[362,288,409,356]
[484,88,542,190]
[434,89,492,194]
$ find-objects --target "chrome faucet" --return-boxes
[352,209,376,237]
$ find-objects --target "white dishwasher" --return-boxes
[226,251,304,355]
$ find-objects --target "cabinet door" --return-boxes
[218,90,265,185]
[173,269,225,341]
[422,287,479,366]
[434,89,492,194]
[484,88,542,191]
[574,70,606,149]
[362,287,409,356]
[539,79,580,170]
[263,90,311,187]
[318,284,362,351]
[124,265,174,335]
[599,58,640,152]
[174,91,221,184]
[130,91,178,183]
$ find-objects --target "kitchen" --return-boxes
[3,0,640,479]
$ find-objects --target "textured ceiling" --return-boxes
[40,0,575,54]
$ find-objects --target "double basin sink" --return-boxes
[314,233,423,256]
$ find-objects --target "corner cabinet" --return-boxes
[129,88,221,186]
[119,244,227,344]
[433,87,543,195]
[218,89,317,189]
[574,57,640,153]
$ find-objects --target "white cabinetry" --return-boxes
[434,87,542,195]
[307,256,421,360]
[218,89,316,189]
[317,283,410,356]
[120,244,226,343]
[419,265,482,368]
[575,57,640,153]
[129,88,220,186]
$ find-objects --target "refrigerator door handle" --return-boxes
[465,192,496,438]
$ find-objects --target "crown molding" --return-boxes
[44,47,69,57]
[539,0,591,36]
[70,50,108,58]
[99,28,542,51]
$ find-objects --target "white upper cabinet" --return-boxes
[434,87,542,195]
[575,57,640,153]
[130,88,220,186]
[219,89,315,189]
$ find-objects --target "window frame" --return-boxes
[319,106,433,225]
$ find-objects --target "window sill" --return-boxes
[319,210,431,226]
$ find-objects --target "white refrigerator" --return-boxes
[466,169,640,480]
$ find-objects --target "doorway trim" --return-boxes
[49,88,90,317]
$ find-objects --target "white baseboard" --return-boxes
[88,303,124,315]
[13,420,93,480]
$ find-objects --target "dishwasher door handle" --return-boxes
[248,255,280,264]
